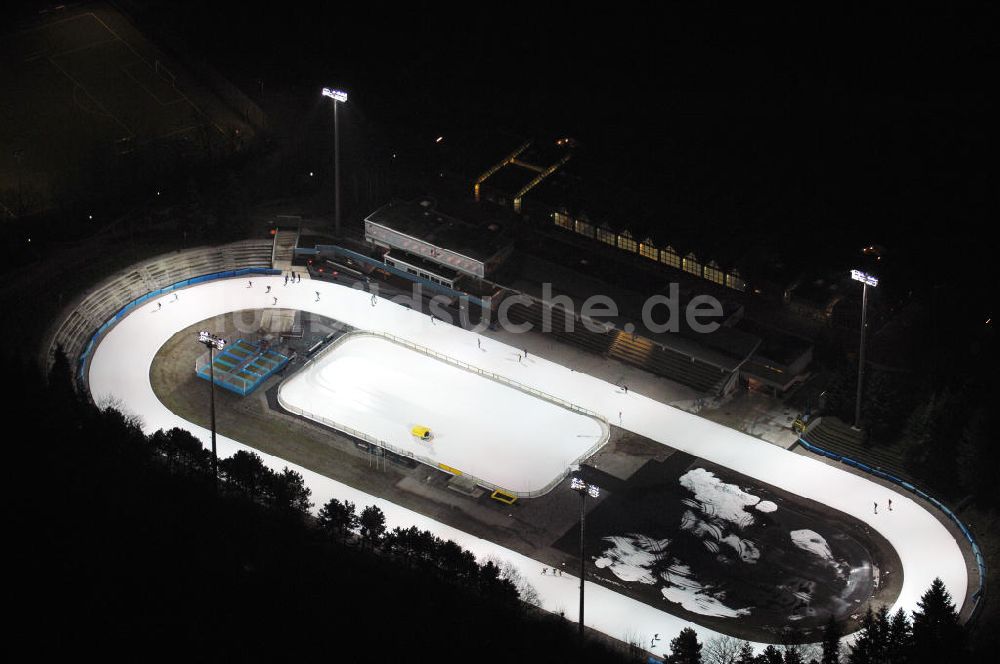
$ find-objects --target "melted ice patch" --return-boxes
[679,468,763,527]
[594,534,669,584]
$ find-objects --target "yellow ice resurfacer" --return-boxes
[411,425,432,441]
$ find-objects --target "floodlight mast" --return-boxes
[570,475,600,641]
[197,330,227,488]
[850,270,878,429]
[321,87,348,236]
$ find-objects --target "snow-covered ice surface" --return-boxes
[87,275,969,647]
[278,334,604,494]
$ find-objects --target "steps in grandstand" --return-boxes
[271,227,300,271]
[800,416,914,482]
[196,338,290,396]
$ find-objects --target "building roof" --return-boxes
[366,197,513,264]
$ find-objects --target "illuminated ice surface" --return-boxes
[278,334,605,494]
[87,275,969,649]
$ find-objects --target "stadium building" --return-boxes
[364,197,514,288]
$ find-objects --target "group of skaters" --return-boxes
[245,273,307,306]
[540,565,565,577]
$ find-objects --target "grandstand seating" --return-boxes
[503,297,732,393]
[801,416,914,482]
[46,239,273,373]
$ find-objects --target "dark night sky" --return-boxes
[172,3,995,262]
[5,1,994,286]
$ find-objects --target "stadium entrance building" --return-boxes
[364,197,514,288]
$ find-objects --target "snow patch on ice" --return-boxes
[680,510,760,564]
[659,569,751,618]
[679,468,763,528]
[595,534,752,618]
[594,535,669,584]
[755,500,777,513]
[791,529,835,563]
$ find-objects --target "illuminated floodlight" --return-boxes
[322,87,348,102]
[198,330,227,350]
[571,476,599,498]
[851,269,878,288]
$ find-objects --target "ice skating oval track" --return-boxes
[87,275,969,647]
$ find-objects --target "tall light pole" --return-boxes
[198,330,227,489]
[322,87,348,237]
[570,475,600,641]
[851,270,878,430]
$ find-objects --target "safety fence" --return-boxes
[797,436,986,620]
[280,329,611,498]
[77,267,281,385]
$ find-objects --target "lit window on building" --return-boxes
[639,239,658,260]
[575,219,595,238]
[596,227,616,246]
[704,261,725,285]
[554,212,573,230]
[617,230,638,253]
[726,270,747,291]
[683,253,702,276]
[660,246,681,269]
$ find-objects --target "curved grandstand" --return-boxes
[48,240,980,650]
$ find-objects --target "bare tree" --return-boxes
[482,555,540,606]
[623,627,645,660]
[96,394,145,431]
[704,635,746,664]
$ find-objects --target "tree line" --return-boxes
[659,577,970,664]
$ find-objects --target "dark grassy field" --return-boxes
[0,3,246,216]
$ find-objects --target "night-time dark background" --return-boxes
[151,1,996,292]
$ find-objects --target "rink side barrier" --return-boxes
[796,436,986,619]
[76,268,281,384]
[278,329,611,498]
